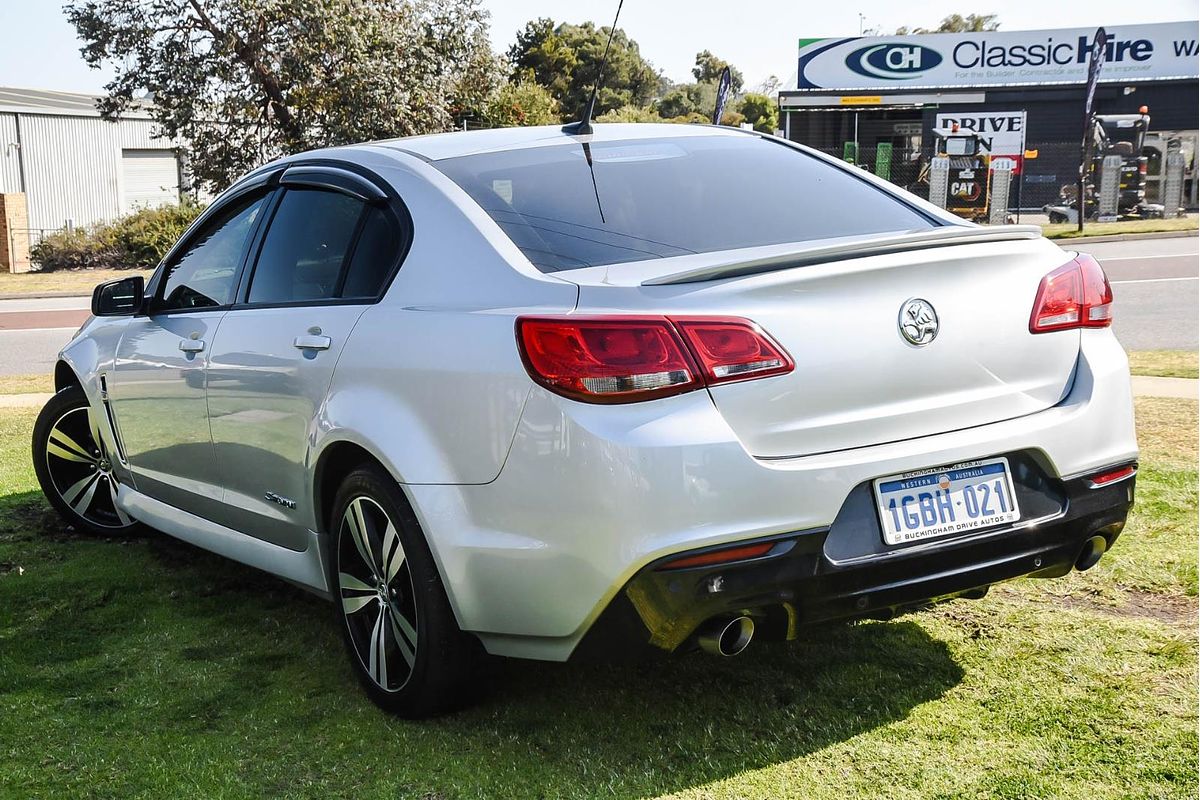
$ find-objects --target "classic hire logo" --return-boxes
[845,43,943,79]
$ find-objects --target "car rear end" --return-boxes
[418,127,1137,661]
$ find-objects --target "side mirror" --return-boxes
[92,275,145,317]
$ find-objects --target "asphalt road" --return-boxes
[0,235,1195,377]
[1073,236,1199,352]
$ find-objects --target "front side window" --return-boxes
[247,188,366,304]
[157,193,266,311]
[434,134,939,273]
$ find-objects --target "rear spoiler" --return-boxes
[641,225,1044,286]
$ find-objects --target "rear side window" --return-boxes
[342,207,401,299]
[248,189,365,304]
[434,135,938,273]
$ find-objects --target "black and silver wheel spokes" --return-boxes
[338,496,418,692]
[44,406,132,529]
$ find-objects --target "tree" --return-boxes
[68,0,503,191]
[738,93,778,134]
[656,81,716,119]
[691,50,743,93]
[895,14,1001,35]
[483,79,559,128]
[507,18,662,121]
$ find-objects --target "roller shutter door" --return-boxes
[121,149,179,211]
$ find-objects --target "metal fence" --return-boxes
[806,140,1197,217]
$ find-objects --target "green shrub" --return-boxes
[31,202,206,272]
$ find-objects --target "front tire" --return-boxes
[330,465,482,717]
[32,385,142,536]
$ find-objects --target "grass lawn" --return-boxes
[1042,216,1198,240]
[0,400,1195,799]
[1128,350,1200,380]
[0,268,153,298]
[0,373,54,395]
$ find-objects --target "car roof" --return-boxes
[368,122,754,162]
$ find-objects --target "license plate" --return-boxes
[873,458,1021,546]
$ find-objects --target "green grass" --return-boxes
[1128,350,1200,380]
[1042,216,1197,240]
[0,400,1195,799]
[0,267,153,298]
[0,373,54,395]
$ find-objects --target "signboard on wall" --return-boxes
[935,111,1027,173]
[796,21,1199,90]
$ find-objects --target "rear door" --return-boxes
[110,189,269,519]
[205,167,407,548]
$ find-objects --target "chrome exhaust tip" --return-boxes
[698,615,755,657]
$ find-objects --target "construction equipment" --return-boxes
[1045,106,1162,222]
[922,124,996,222]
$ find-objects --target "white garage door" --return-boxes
[121,149,179,212]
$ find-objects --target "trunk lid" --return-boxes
[563,233,1080,458]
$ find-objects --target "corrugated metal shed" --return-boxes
[0,86,181,232]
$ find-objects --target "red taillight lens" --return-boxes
[671,317,794,385]
[516,317,700,403]
[515,315,793,404]
[1139,161,1147,175]
[1029,254,1113,333]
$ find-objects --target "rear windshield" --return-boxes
[433,134,938,273]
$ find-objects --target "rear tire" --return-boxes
[31,385,143,536]
[329,464,483,717]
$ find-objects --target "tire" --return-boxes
[31,385,143,536]
[329,464,483,717]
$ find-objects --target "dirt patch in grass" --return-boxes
[1050,587,1198,626]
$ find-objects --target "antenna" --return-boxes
[563,0,625,136]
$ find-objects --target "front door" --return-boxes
[110,191,269,519]
[206,180,405,548]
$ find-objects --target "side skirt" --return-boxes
[116,483,331,598]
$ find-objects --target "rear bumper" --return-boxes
[407,330,1137,661]
[574,468,1136,659]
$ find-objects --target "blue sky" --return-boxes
[0,0,1195,94]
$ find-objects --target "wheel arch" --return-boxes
[311,435,471,630]
[54,360,82,392]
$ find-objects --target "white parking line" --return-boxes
[1109,276,1199,285]
[1098,254,1199,261]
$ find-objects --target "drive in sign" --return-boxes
[935,111,1027,173]
[796,21,1198,90]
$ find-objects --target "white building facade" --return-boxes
[0,87,183,234]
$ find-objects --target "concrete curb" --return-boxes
[0,291,92,301]
[1130,375,1199,399]
[1043,229,1198,245]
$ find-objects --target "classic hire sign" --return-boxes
[797,21,1198,90]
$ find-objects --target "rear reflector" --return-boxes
[1084,464,1137,488]
[516,315,793,404]
[657,541,775,570]
[1030,254,1113,333]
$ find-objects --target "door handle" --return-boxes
[178,338,205,353]
[293,334,332,351]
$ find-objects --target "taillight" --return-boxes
[515,315,793,404]
[1139,161,1147,175]
[1029,254,1113,334]
[670,317,793,385]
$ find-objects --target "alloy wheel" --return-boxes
[43,406,133,530]
[337,495,419,692]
